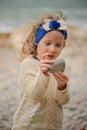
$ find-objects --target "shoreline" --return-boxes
[0,23,87,33]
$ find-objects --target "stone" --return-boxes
[49,58,65,73]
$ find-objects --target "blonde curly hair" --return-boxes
[20,11,67,61]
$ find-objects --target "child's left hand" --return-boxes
[53,71,69,90]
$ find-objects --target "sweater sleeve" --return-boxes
[19,57,50,101]
[56,81,71,105]
[56,63,71,105]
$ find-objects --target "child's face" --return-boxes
[37,30,64,60]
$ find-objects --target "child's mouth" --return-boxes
[48,54,55,59]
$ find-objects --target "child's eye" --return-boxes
[56,43,62,47]
[45,42,51,46]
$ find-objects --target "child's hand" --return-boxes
[40,53,53,76]
[53,71,69,90]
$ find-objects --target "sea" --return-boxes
[0,0,87,32]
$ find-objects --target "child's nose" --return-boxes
[49,45,56,52]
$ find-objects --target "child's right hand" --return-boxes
[40,53,53,76]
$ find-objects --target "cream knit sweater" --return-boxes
[12,55,70,130]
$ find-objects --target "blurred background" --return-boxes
[0,0,87,32]
[0,0,87,130]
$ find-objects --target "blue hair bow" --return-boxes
[35,19,67,46]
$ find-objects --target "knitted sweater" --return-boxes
[12,55,70,130]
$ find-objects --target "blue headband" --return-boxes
[35,19,67,46]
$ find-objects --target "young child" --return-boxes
[12,11,70,130]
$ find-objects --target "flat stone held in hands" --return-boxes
[49,58,65,73]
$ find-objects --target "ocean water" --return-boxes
[0,0,87,32]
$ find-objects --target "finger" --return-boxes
[53,74,59,81]
[41,53,49,60]
[41,64,53,70]
[57,71,69,81]
[56,73,68,84]
[41,59,54,64]
[54,73,65,81]
[41,67,48,72]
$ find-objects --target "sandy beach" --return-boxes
[0,25,87,130]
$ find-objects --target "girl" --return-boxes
[12,11,70,130]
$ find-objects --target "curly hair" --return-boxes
[20,11,67,61]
